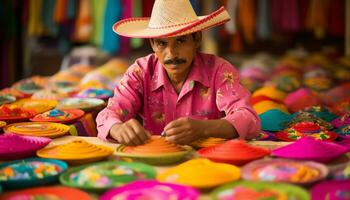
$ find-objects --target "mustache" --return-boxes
[164,58,186,65]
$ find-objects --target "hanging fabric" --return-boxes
[237,0,256,44]
[28,0,44,36]
[271,0,300,33]
[305,0,329,39]
[102,0,122,54]
[119,0,132,55]
[257,0,271,39]
[328,0,344,37]
[54,0,67,23]
[230,31,243,53]
[225,0,238,34]
[142,0,154,17]
[73,0,92,42]
[56,0,77,54]
[90,0,107,46]
[131,0,143,49]
[298,0,310,31]
[41,0,58,36]
[281,0,300,32]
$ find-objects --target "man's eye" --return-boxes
[177,39,186,44]
[157,41,166,46]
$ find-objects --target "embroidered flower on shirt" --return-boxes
[195,110,210,118]
[131,64,143,79]
[189,80,195,89]
[152,111,165,123]
[200,87,210,99]
[223,71,235,87]
[117,108,129,118]
[216,89,223,100]
[119,79,126,90]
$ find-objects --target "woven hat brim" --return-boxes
[113,7,230,38]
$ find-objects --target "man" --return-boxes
[96,0,260,145]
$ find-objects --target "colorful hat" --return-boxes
[253,100,289,115]
[259,109,292,131]
[0,133,51,160]
[332,114,350,128]
[37,140,114,165]
[272,137,348,163]
[301,106,338,122]
[157,158,240,189]
[251,95,284,105]
[240,66,268,82]
[332,98,350,116]
[12,78,44,95]
[211,180,309,200]
[311,180,350,200]
[75,88,113,100]
[303,77,332,92]
[329,162,350,180]
[0,94,16,106]
[190,137,227,149]
[0,105,36,123]
[272,64,302,77]
[271,74,301,92]
[31,109,85,124]
[286,111,333,130]
[284,88,322,113]
[0,186,90,200]
[335,136,350,151]
[321,82,350,106]
[59,161,156,192]
[275,121,338,142]
[252,86,287,102]
[113,0,231,38]
[240,78,262,92]
[335,125,350,137]
[31,89,67,100]
[242,158,328,185]
[0,158,67,189]
[198,140,270,165]
[115,136,192,165]
[100,180,200,200]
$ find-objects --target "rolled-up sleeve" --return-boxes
[96,63,144,141]
[215,61,261,139]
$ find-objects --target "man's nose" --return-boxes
[166,43,179,58]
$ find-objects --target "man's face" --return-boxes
[150,33,201,77]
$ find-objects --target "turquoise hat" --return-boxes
[259,109,292,131]
[335,125,350,136]
[299,106,338,122]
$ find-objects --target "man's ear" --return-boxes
[194,32,202,49]
[149,39,157,52]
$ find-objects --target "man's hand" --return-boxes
[164,117,238,145]
[163,117,205,145]
[109,119,151,146]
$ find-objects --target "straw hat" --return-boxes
[113,0,231,38]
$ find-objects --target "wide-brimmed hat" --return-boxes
[113,0,231,38]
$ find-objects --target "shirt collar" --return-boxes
[151,53,210,91]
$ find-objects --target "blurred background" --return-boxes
[0,0,349,89]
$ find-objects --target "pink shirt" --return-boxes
[96,52,260,141]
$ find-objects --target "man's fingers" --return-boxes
[164,117,186,131]
[165,126,187,136]
[117,130,128,145]
[123,127,140,146]
[166,132,191,145]
[131,123,149,143]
